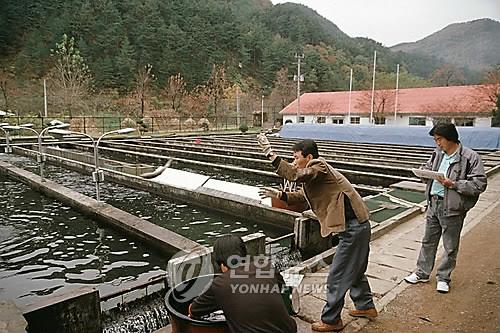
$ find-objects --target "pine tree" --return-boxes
[50,34,92,117]
[115,37,137,94]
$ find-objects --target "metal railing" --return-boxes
[0,109,284,136]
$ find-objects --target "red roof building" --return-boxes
[280,85,496,127]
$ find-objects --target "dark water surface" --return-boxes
[0,174,165,307]
[0,153,287,306]
[4,154,286,245]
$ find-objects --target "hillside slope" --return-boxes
[391,18,500,71]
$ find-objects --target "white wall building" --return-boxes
[281,85,496,127]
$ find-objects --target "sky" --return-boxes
[270,0,500,47]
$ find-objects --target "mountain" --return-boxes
[262,3,350,44]
[391,18,500,72]
[0,0,446,100]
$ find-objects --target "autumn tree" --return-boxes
[0,65,14,110]
[356,72,399,124]
[479,65,500,103]
[184,85,210,118]
[134,63,154,118]
[269,67,295,110]
[492,95,500,127]
[477,65,500,126]
[51,34,92,117]
[164,73,186,114]
[430,64,465,87]
[206,64,227,124]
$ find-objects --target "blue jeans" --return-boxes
[321,218,374,323]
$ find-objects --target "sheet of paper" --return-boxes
[281,272,304,287]
[411,168,445,180]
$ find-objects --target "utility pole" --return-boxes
[43,78,48,117]
[236,62,242,126]
[370,50,377,124]
[348,68,353,123]
[261,94,264,128]
[394,63,400,123]
[294,54,305,123]
[236,86,240,126]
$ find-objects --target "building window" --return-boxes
[454,118,474,127]
[316,116,326,123]
[433,117,451,125]
[374,116,386,125]
[409,117,426,126]
[332,118,344,124]
[298,116,305,123]
[350,116,360,124]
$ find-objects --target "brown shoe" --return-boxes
[349,307,378,319]
[311,320,344,332]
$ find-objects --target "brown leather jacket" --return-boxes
[274,157,370,236]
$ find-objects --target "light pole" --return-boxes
[394,63,400,123]
[49,128,98,198]
[370,50,377,124]
[2,123,37,154]
[0,123,12,153]
[261,94,264,128]
[4,123,70,181]
[294,53,305,123]
[236,62,242,127]
[93,128,136,202]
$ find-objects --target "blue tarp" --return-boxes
[279,124,500,150]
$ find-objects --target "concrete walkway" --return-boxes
[295,172,500,332]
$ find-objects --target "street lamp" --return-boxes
[93,128,136,202]
[261,94,264,128]
[49,128,97,198]
[0,123,12,153]
[0,110,15,117]
[1,123,36,153]
[4,123,70,181]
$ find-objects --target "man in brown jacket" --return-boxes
[257,135,377,332]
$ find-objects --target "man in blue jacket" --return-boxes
[405,123,487,293]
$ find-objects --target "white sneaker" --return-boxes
[404,273,429,284]
[436,281,449,293]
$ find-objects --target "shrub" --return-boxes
[183,117,197,130]
[137,118,150,132]
[121,117,136,129]
[198,118,210,131]
[239,123,248,133]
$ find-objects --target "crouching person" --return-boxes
[189,235,297,333]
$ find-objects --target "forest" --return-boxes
[0,0,496,128]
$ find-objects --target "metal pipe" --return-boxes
[0,127,12,153]
[49,129,98,198]
[94,128,136,202]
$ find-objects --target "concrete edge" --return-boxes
[0,160,201,256]
[283,205,425,276]
[13,147,300,229]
